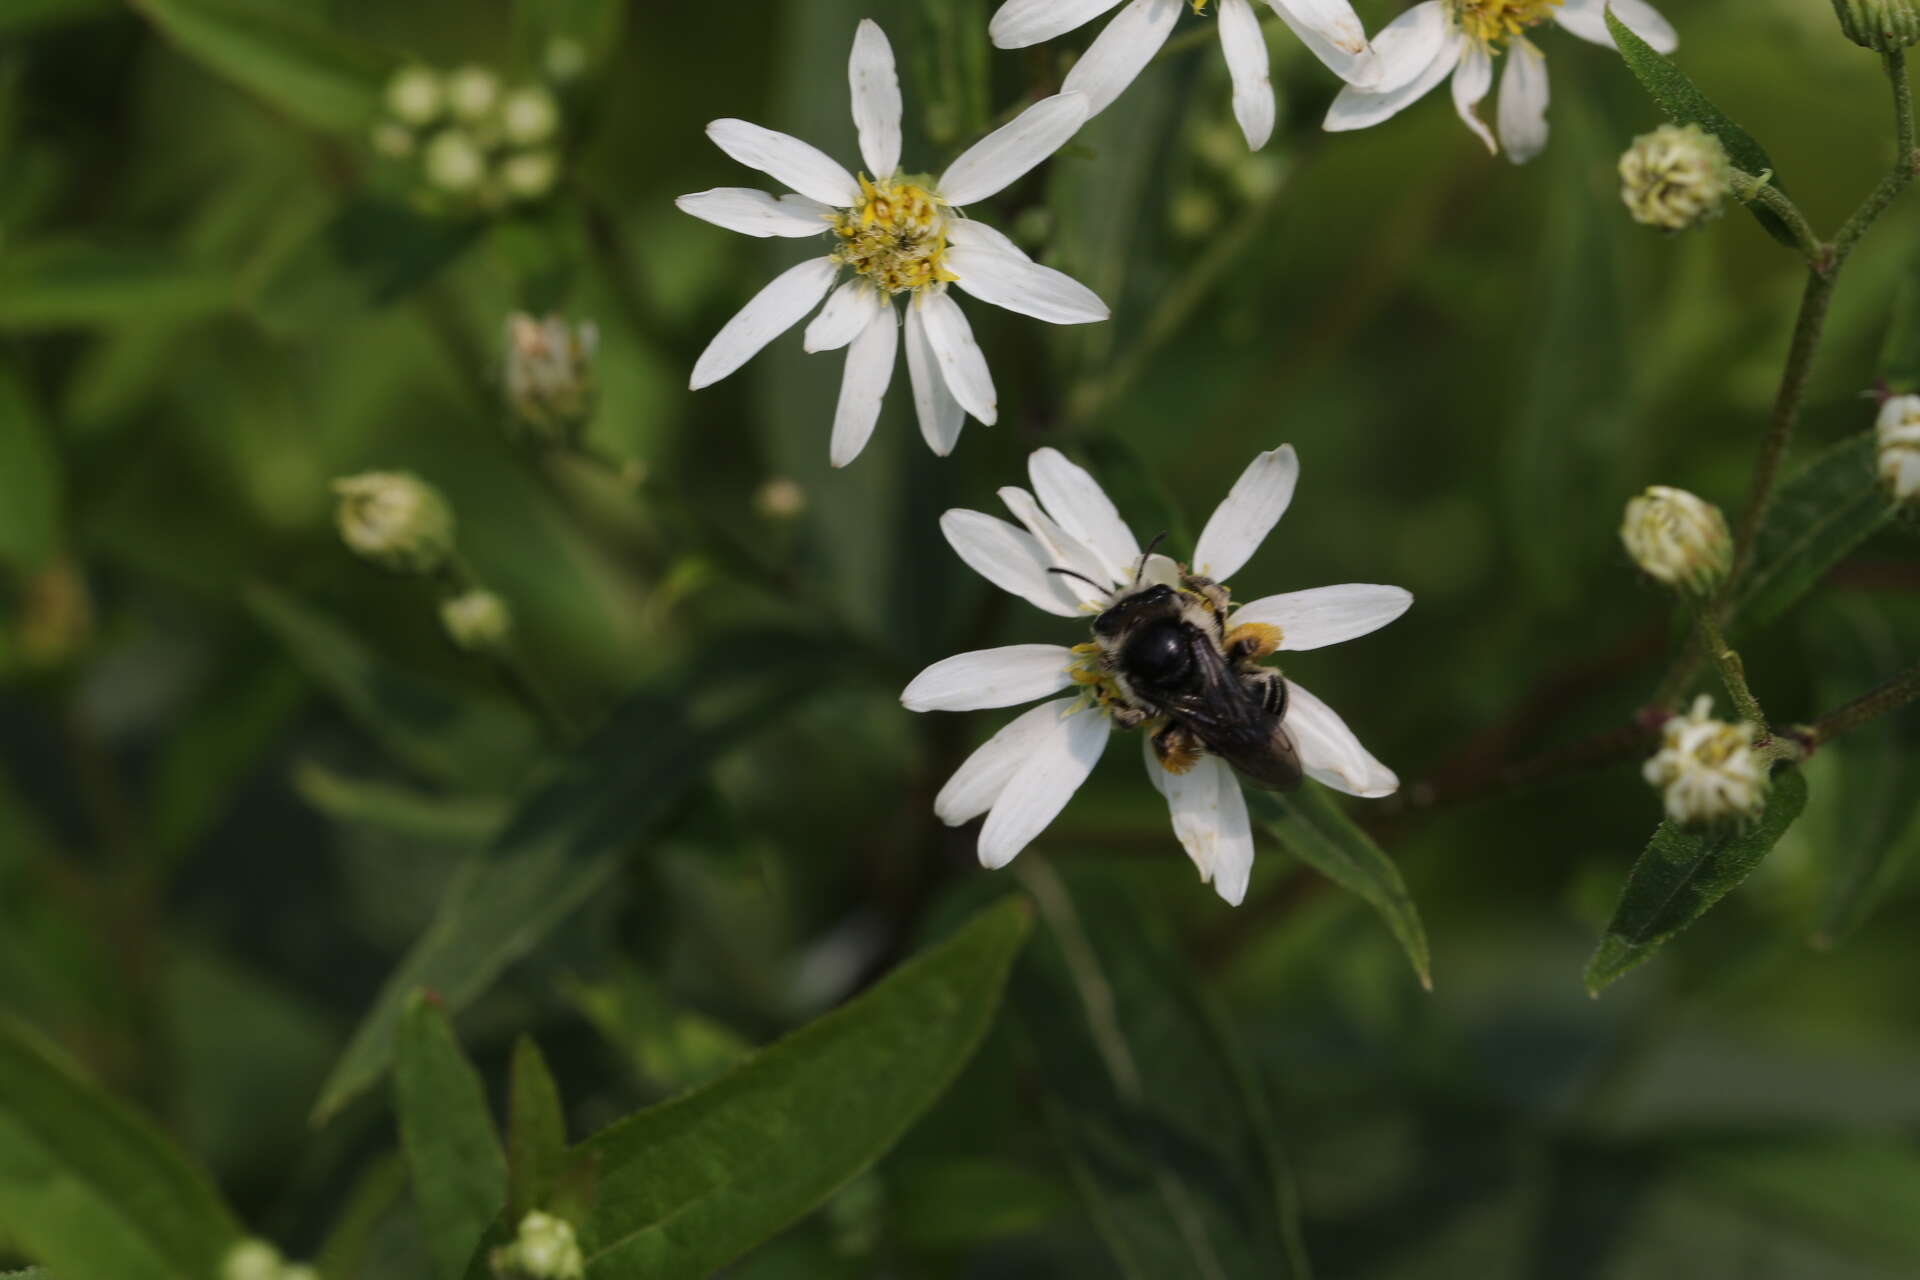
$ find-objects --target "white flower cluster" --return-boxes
[223,1239,317,1280]
[491,1210,585,1280]
[504,312,599,444]
[1643,695,1770,826]
[373,64,564,212]
[1877,394,1920,503]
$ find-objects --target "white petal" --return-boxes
[1191,445,1299,582]
[829,303,897,468]
[1143,745,1255,906]
[849,20,903,178]
[1284,679,1397,798]
[990,0,1127,48]
[689,256,838,390]
[977,700,1109,868]
[936,697,1075,825]
[1230,584,1412,650]
[998,485,1114,605]
[804,280,878,353]
[1267,0,1380,87]
[902,644,1077,712]
[905,301,967,455]
[1553,0,1677,53]
[675,187,834,238]
[1028,447,1140,586]
[946,239,1109,325]
[1496,37,1550,165]
[940,509,1084,616]
[938,92,1091,205]
[915,290,997,425]
[1218,0,1277,150]
[705,118,860,207]
[1060,0,1182,118]
[1322,6,1459,134]
[1450,40,1496,154]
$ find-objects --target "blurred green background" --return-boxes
[4,0,1920,1275]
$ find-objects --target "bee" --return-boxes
[1057,552,1303,791]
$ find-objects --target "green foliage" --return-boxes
[395,995,507,1280]
[0,368,62,573]
[0,243,232,332]
[505,1036,568,1223]
[247,201,482,336]
[1735,432,1896,630]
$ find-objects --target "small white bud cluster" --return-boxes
[223,1239,318,1280]
[440,588,514,653]
[1620,486,1733,596]
[1876,394,1920,504]
[371,63,565,212]
[1643,695,1770,826]
[1619,124,1730,232]
[491,1210,585,1280]
[1832,0,1920,51]
[333,472,456,574]
[504,313,598,443]
[754,476,808,520]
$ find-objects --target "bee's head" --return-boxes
[1091,583,1177,638]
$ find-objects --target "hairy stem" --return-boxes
[1689,600,1765,727]
[1730,168,1821,262]
[1808,660,1920,746]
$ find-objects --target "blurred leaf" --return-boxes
[513,0,626,73]
[1080,433,1194,557]
[0,365,62,572]
[247,201,482,335]
[1586,768,1810,995]
[247,584,539,792]
[1247,785,1431,989]
[0,0,114,35]
[1604,10,1798,250]
[316,1155,408,1280]
[149,659,307,865]
[1734,433,1894,631]
[1882,241,1920,390]
[1676,1137,1920,1264]
[395,994,507,1280]
[293,760,509,847]
[130,0,390,134]
[312,633,847,1123]
[1014,867,1310,1279]
[519,897,1030,1279]
[0,243,230,331]
[506,1037,567,1222]
[889,1157,1074,1252]
[0,1015,242,1280]
[560,966,750,1096]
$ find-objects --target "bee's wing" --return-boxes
[1156,637,1303,792]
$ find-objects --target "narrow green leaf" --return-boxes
[311,635,845,1122]
[0,1015,242,1280]
[246,201,482,335]
[315,1155,408,1280]
[506,1037,568,1222]
[1604,10,1798,250]
[1676,1137,1920,1264]
[292,760,508,848]
[1247,785,1431,989]
[544,898,1030,1280]
[0,243,231,331]
[130,0,390,134]
[1586,768,1810,995]
[395,994,507,1280]
[0,366,63,572]
[1734,432,1895,630]
[1879,240,1920,391]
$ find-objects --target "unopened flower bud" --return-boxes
[1644,695,1769,825]
[501,85,561,146]
[1832,0,1920,51]
[1619,124,1730,231]
[424,129,487,193]
[491,1210,584,1280]
[223,1240,282,1280]
[1620,486,1732,595]
[447,65,501,121]
[504,313,597,440]
[440,588,513,652]
[754,476,807,520]
[501,150,561,201]
[1876,394,1920,503]
[385,66,443,126]
[333,472,456,574]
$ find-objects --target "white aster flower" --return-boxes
[902,446,1408,905]
[1643,694,1768,825]
[677,20,1109,467]
[1324,0,1677,164]
[988,0,1381,150]
[1876,394,1920,503]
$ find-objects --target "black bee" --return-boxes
[1086,574,1303,792]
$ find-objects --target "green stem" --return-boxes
[1688,599,1765,727]
[1729,168,1821,262]
[443,554,583,745]
[1807,659,1920,746]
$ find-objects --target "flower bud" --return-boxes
[333,472,456,574]
[754,476,807,520]
[385,66,443,126]
[424,129,487,193]
[504,313,597,441]
[491,1210,585,1280]
[1619,124,1730,232]
[501,150,561,201]
[447,64,501,121]
[440,588,513,652]
[223,1240,283,1280]
[1832,0,1920,51]
[1643,695,1769,825]
[1620,486,1733,595]
[1876,393,1920,503]
[501,85,561,146]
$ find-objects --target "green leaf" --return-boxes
[1734,432,1895,631]
[1012,868,1310,1279]
[1879,240,1920,391]
[246,585,539,792]
[1586,767,1810,995]
[0,243,231,331]
[1604,10,1799,250]
[506,1037,567,1222]
[1246,785,1432,989]
[0,365,63,572]
[246,201,482,336]
[315,1155,408,1280]
[0,1015,242,1280]
[311,635,844,1123]
[130,0,390,134]
[537,898,1030,1280]
[292,760,509,848]
[1676,1137,1920,1264]
[395,994,507,1280]
[0,0,115,36]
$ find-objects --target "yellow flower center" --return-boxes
[831,174,955,294]
[1189,1,1211,13]
[1452,0,1562,47]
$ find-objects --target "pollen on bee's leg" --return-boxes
[1225,621,1283,661]
[1152,724,1204,775]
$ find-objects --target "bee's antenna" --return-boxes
[1047,566,1108,592]
[1133,531,1169,583]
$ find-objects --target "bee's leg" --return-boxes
[1150,721,1205,775]
[1246,669,1289,717]
[1108,703,1151,731]
[1224,621,1283,662]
